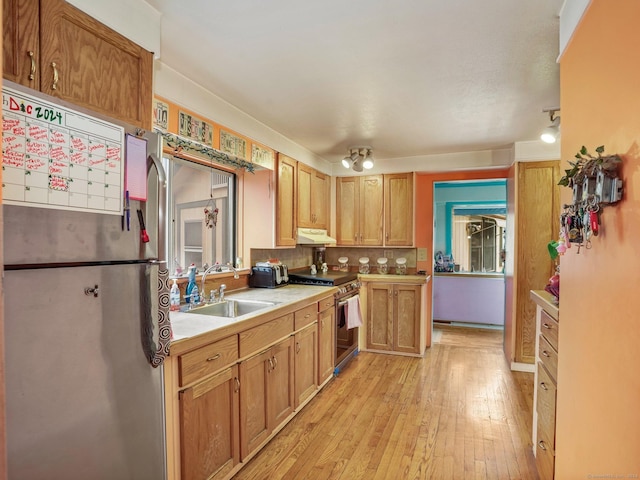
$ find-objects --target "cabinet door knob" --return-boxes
[540,382,548,391]
[541,350,550,358]
[234,377,240,392]
[28,51,36,80]
[272,355,278,369]
[538,440,547,451]
[542,322,552,330]
[206,353,221,362]
[296,342,301,354]
[51,62,59,90]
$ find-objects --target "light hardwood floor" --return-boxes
[233,325,538,480]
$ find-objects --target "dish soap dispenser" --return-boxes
[186,264,199,305]
[170,279,180,311]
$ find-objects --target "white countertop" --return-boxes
[169,284,335,342]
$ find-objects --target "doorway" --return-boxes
[431,179,507,342]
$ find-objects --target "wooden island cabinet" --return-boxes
[360,274,430,357]
[3,0,153,129]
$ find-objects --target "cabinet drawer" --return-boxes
[536,362,557,438]
[535,419,555,480]
[295,304,318,330]
[539,334,558,381]
[179,335,239,387]
[240,314,294,357]
[540,310,559,351]
[318,295,335,313]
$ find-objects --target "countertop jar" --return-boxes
[359,257,370,274]
[376,257,388,274]
[338,257,349,272]
[395,257,407,275]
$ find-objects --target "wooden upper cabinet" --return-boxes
[276,153,297,246]
[384,173,414,246]
[3,0,39,88]
[336,176,359,245]
[360,175,384,245]
[336,175,383,246]
[311,168,329,228]
[3,0,153,130]
[297,163,328,229]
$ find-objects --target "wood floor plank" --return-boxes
[232,326,538,480]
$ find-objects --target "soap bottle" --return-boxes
[186,264,199,304]
[170,279,180,311]
[190,284,200,306]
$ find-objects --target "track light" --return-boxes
[341,150,360,168]
[342,147,374,171]
[362,149,374,169]
[541,109,561,144]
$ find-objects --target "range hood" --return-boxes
[296,228,336,245]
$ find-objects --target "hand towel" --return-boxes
[345,294,363,329]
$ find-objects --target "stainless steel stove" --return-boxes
[289,269,361,374]
[287,270,357,287]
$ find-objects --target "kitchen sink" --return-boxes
[185,299,279,318]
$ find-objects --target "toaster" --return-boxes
[249,264,289,288]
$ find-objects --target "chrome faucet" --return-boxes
[200,264,220,302]
[219,284,227,302]
[227,262,240,279]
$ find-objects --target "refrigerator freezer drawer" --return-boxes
[4,264,166,480]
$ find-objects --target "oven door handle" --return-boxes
[337,293,359,307]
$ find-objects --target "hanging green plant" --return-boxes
[558,145,621,187]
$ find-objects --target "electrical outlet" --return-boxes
[417,248,428,261]
[384,250,394,259]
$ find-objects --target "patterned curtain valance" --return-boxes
[158,130,255,173]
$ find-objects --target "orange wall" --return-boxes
[556,0,640,476]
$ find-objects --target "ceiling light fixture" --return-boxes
[342,147,374,172]
[341,150,360,169]
[541,108,561,144]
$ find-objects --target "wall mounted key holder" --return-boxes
[555,145,623,255]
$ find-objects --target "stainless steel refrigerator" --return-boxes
[3,129,170,479]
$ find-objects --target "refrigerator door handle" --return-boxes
[147,149,167,264]
[144,142,171,367]
[144,264,171,368]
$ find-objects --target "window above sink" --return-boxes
[164,155,237,277]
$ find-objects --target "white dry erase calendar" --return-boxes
[2,85,125,215]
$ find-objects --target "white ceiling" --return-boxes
[145,0,563,165]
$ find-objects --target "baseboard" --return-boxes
[511,362,535,373]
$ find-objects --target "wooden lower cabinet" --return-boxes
[294,322,318,408]
[179,365,240,480]
[367,283,421,354]
[531,290,560,480]
[318,301,336,384]
[239,336,294,460]
[168,299,337,479]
